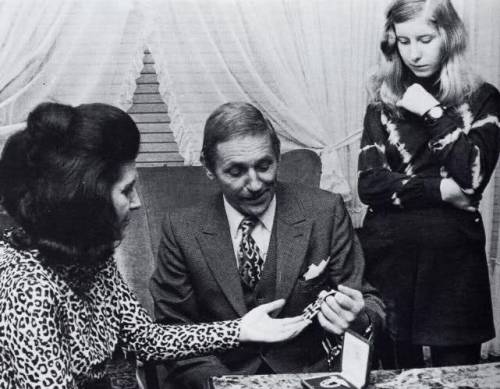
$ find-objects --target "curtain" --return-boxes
[146,0,389,222]
[0,0,145,151]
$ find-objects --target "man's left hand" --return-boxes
[317,285,365,335]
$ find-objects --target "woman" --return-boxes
[0,102,309,388]
[358,0,500,368]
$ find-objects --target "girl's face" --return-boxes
[394,14,444,78]
[111,161,141,229]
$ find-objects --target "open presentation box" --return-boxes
[301,330,372,389]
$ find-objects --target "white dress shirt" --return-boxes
[223,195,276,267]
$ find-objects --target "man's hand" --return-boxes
[396,83,440,116]
[317,285,365,335]
[440,178,476,212]
[239,299,310,343]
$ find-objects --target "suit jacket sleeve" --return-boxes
[149,212,232,389]
[327,194,385,337]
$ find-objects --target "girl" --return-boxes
[358,0,500,368]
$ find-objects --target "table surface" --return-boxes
[212,362,500,389]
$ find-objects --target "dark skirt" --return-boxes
[359,206,495,346]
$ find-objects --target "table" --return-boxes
[212,362,500,388]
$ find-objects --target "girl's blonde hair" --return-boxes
[368,0,480,116]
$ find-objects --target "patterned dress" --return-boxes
[0,230,240,388]
[358,82,500,345]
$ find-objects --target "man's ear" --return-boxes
[200,152,215,180]
[205,167,215,180]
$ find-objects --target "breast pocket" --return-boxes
[295,271,329,294]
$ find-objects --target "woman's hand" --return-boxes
[440,178,477,212]
[396,83,440,116]
[317,285,365,335]
[239,299,310,343]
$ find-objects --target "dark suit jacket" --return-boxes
[150,182,384,389]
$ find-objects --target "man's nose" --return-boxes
[130,188,141,210]
[246,169,263,192]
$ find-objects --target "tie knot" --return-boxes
[239,216,258,233]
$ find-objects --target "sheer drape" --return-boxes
[146,0,388,220]
[0,0,145,148]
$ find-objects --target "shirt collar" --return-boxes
[223,195,276,239]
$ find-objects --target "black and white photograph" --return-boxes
[0,0,499,388]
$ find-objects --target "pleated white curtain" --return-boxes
[0,0,146,150]
[146,0,388,220]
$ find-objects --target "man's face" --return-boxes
[209,134,279,217]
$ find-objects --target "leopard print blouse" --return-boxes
[0,231,240,388]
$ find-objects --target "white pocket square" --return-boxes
[302,256,330,281]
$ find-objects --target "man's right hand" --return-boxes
[440,178,476,212]
[239,299,310,343]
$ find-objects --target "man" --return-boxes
[150,102,385,389]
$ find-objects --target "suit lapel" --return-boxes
[274,184,312,316]
[195,194,247,317]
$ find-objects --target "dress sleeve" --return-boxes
[358,104,443,209]
[427,83,500,196]
[114,266,240,362]
[5,274,76,388]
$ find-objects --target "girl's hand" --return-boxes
[396,83,440,116]
[239,299,310,343]
[440,178,477,212]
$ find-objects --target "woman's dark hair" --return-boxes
[201,102,281,172]
[0,102,140,272]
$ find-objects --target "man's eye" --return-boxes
[256,162,271,172]
[228,168,242,177]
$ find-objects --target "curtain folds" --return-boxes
[146,0,388,205]
[0,0,145,149]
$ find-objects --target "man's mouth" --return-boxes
[245,191,267,204]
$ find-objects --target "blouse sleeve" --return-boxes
[5,274,76,388]
[114,267,240,362]
[427,83,500,196]
[358,104,443,209]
